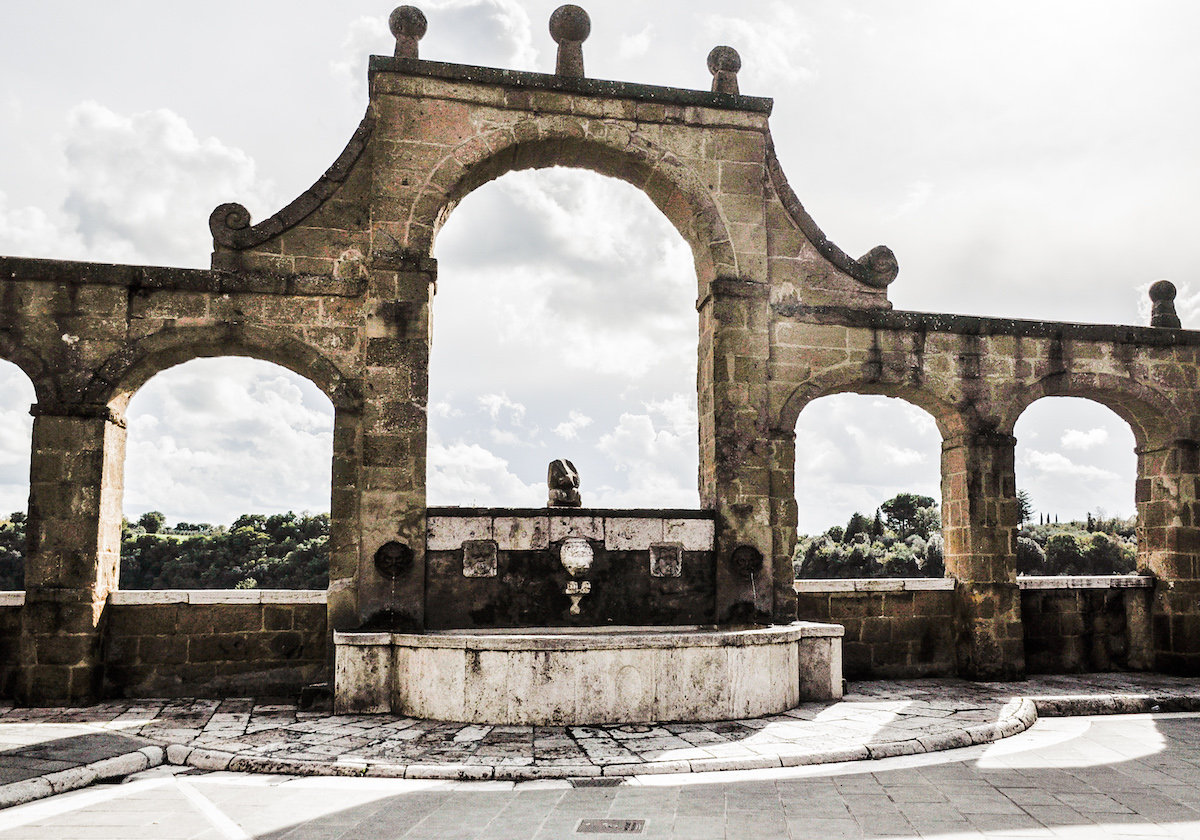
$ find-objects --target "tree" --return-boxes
[1044,533,1086,575]
[1016,536,1046,574]
[137,511,166,534]
[844,512,871,543]
[1083,532,1135,575]
[880,493,937,539]
[0,512,25,590]
[1017,490,1034,524]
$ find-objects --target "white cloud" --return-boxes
[1060,427,1108,450]
[488,428,530,448]
[431,401,463,418]
[1170,281,1200,328]
[0,192,85,263]
[331,16,391,101]
[426,437,542,507]
[795,394,942,534]
[703,2,815,88]
[1023,450,1118,481]
[553,410,593,440]
[423,0,537,71]
[0,102,273,269]
[885,180,933,220]
[618,25,654,60]
[592,397,699,508]
[477,392,526,423]
[0,363,34,515]
[438,169,696,379]
[124,358,333,526]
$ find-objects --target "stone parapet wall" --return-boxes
[1018,576,1154,674]
[793,579,956,679]
[100,591,327,699]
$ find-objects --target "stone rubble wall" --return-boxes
[793,580,956,680]
[100,591,327,699]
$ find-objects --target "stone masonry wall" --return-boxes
[0,600,21,698]
[794,580,956,680]
[1019,577,1153,674]
[100,592,326,699]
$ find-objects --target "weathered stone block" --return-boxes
[427,516,492,550]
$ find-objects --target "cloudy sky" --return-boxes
[0,1,1193,531]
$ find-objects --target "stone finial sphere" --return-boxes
[1149,279,1177,302]
[707,45,742,76]
[549,5,591,43]
[389,5,428,40]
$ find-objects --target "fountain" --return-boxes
[335,463,844,725]
[330,3,845,725]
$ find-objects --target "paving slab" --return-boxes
[2,674,1200,808]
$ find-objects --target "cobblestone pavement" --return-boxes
[2,674,1199,808]
[5,711,1200,838]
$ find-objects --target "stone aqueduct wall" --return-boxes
[0,35,1198,703]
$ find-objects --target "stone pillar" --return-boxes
[768,428,799,621]
[940,431,1025,680]
[18,405,125,705]
[699,277,790,623]
[1137,439,1200,673]
[327,405,363,634]
[353,254,436,631]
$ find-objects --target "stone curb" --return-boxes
[1031,694,1200,717]
[3,692,1186,808]
[0,745,164,809]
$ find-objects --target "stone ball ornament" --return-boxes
[707,45,742,76]
[1149,279,1182,328]
[389,5,428,40]
[549,4,591,43]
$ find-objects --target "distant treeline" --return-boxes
[794,493,945,579]
[795,492,1137,579]
[0,511,329,590]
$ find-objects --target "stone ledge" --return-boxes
[369,56,774,114]
[427,510,715,552]
[778,304,1200,346]
[0,256,363,297]
[108,590,326,606]
[1016,575,1154,590]
[794,578,956,593]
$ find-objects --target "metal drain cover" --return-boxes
[570,778,624,788]
[576,818,645,833]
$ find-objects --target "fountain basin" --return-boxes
[334,622,844,724]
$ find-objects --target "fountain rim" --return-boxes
[335,621,843,651]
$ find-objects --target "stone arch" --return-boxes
[778,371,967,440]
[999,373,1182,451]
[91,324,361,414]
[0,333,58,407]
[404,121,736,288]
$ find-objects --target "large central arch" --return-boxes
[402,128,737,293]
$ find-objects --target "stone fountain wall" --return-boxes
[423,508,717,629]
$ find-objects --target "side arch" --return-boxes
[403,120,737,288]
[89,324,362,413]
[778,370,967,440]
[0,333,59,408]
[998,373,1184,451]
